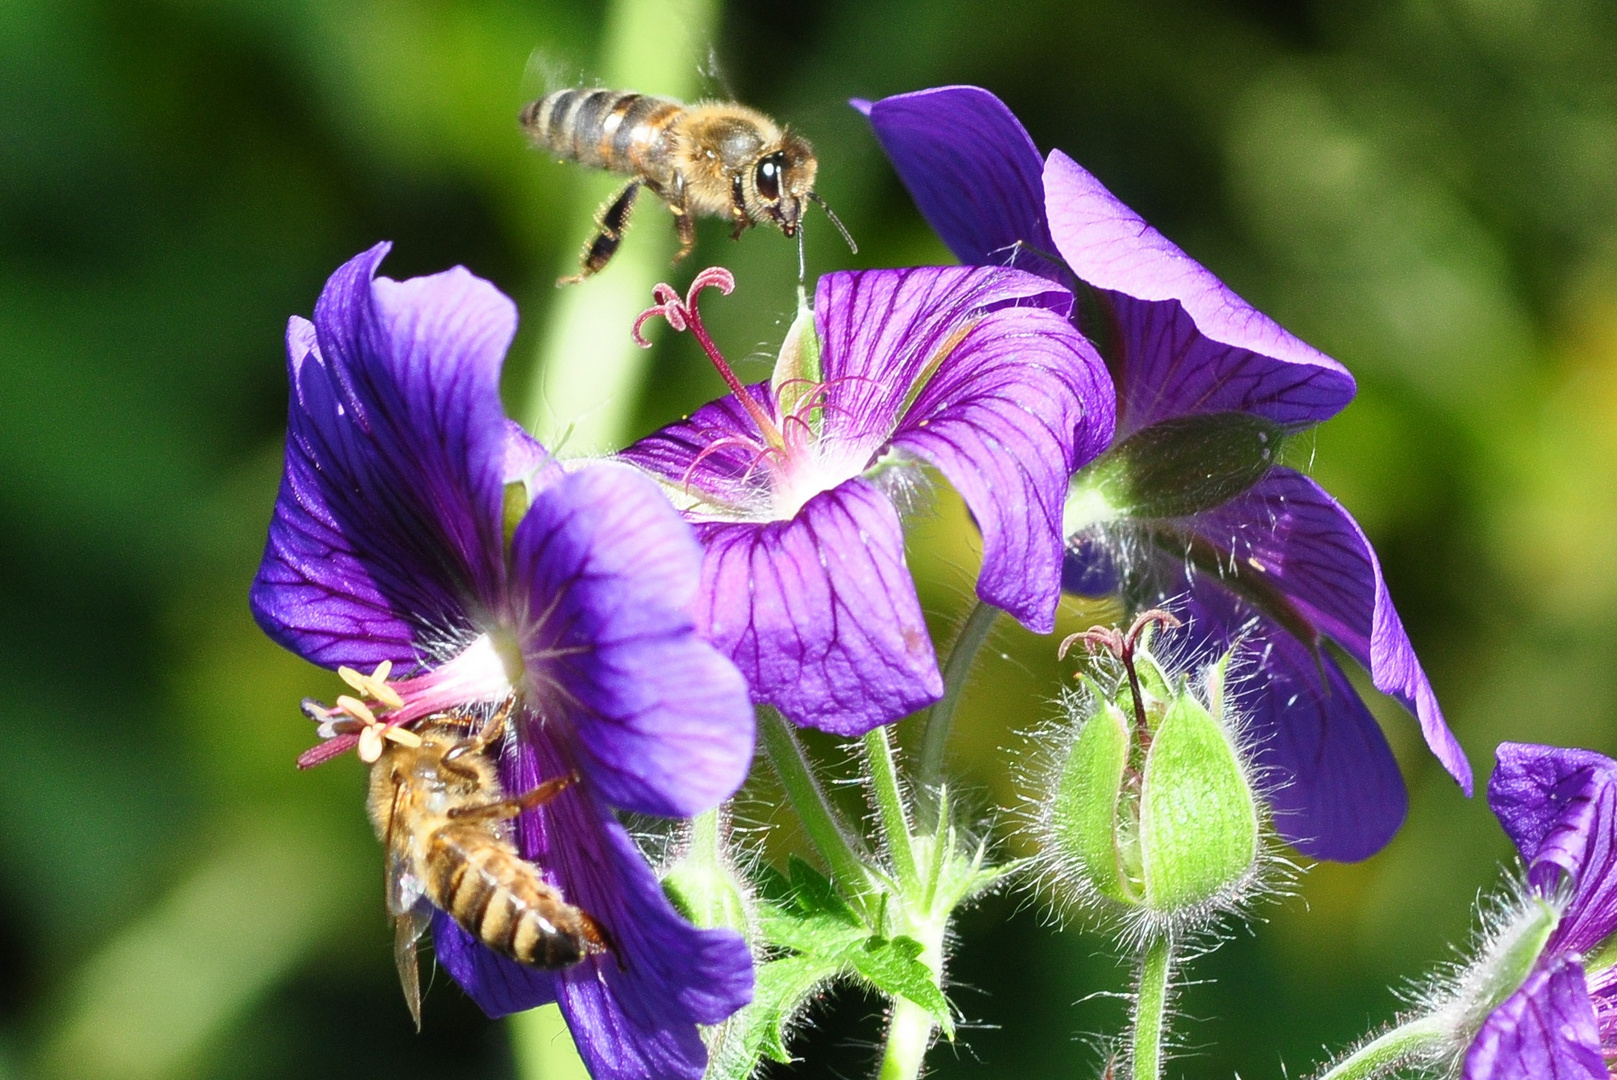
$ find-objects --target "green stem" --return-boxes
[863,727,920,892]
[759,708,872,909]
[1314,1017,1449,1080]
[876,917,948,1080]
[1131,933,1174,1080]
[879,997,937,1080]
[917,601,998,813]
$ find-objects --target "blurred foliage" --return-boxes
[4,0,1617,1076]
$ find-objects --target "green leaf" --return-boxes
[848,936,954,1039]
[703,954,843,1079]
[785,855,863,925]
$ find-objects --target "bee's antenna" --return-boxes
[807,192,858,255]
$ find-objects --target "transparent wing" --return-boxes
[394,903,433,1031]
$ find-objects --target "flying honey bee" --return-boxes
[366,705,607,1027]
[521,86,855,283]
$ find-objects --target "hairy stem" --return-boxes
[1314,1017,1449,1080]
[863,726,920,892]
[1131,934,1174,1080]
[917,601,998,816]
[759,708,872,910]
[877,917,948,1080]
[879,997,937,1080]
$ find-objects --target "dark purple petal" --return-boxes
[1043,150,1355,435]
[433,908,557,1013]
[1463,954,1605,1080]
[858,86,1058,277]
[813,266,1108,630]
[512,463,755,818]
[1062,535,1121,597]
[1183,581,1407,861]
[455,732,753,1080]
[1490,744,1617,953]
[1186,467,1472,794]
[695,479,942,735]
[250,243,514,669]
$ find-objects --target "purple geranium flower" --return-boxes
[1466,742,1617,1079]
[249,244,755,1080]
[859,85,1471,860]
[618,265,1114,736]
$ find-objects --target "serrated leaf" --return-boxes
[847,936,954,1039]
[758,901,869,955]
[786,855,862,925]
[703,953,844,1079]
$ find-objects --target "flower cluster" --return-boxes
[246,79,1566,1080]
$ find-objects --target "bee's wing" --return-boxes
[393,902,432,1032]
[383,777,432,1029]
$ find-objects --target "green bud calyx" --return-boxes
[1077,411,1284,521]
[1139,692,1259,911]
[1045,623,1261,920]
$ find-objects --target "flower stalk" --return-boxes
[1131,933,1174,1080]
[864,725,922,893]
[917,600,999,817]
[759,707,873,911]
[1313,1017,1449,1080]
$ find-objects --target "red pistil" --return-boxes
[633,268,785,449]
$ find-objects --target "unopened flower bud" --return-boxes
[1035,616,1265,929]
[1068,410,1284,524]
[661,811,754,938]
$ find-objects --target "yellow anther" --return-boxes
[338,666,368,693]
[358,725,385,764]
[372,681,405,711]
[336,695,378,726]
[386,727,423,749]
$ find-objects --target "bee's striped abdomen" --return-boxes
[427,825,590,968]
[522,88,684,176]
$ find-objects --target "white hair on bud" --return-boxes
[1013,611,1298,952]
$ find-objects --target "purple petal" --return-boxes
[452,731,753,1080]
[1183,581,1407,862]
[695,479,942,735]
[859,86,1058,277]
[814,266,1112,631]
[1490,744,1617,953]
[616,389,778,518]
[1043,150,1355,435]
[250,243,515,669]
[1463,955,1605,1080]
[1185,467,1472,794]
[433,909,557,1013]
[511,463,755,818]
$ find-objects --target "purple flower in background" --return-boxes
[1466,742,1617,1079]
[250,244,754,1080]
[618,266,1113,736]
[859,85,1471,860]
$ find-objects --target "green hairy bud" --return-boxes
[1067,411,1285,529]
[1033,613,1265,930]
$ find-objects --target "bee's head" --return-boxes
[753,131,818,237]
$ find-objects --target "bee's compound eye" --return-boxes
[754,154,783,202]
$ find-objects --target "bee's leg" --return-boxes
[439,700,514,778]
[558,180,641,286]
[729,213,750,242]
[669,208,695,265]
[447,772,579,820]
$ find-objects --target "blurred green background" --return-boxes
[5,0,1617,1077]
